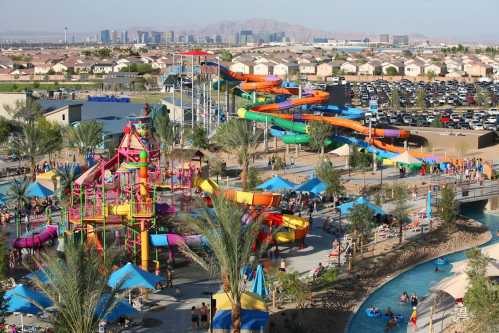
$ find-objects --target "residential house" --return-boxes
[316,62,334,79]
[34,63,53,74]
[74,61,94,74]
[340,61,357,74]
[299,62,316,75]
[51,62,68,73]
[253,62,274,75]
[404,59,425,77]
[358,60,382,75]
[229,61,253,74]
[463,62,493,77]
[424,63,446,76]
[273,62,299,77]
[92,63,114,74]
[382,61,404,75]
[444,58,463,72]
[0,56,14,69]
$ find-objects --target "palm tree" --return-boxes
[7,177,30,218]
[31,242,121,333]
[153,112,176,174]
[213,119,262,191]
[10,121,49,181]
[65,120,103,163]
[56,163,79,201]
[392,183,410,244]
[181,196,264,333]
[315,159,345,204]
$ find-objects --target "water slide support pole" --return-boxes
[264,117,268,152]
[180,55,184,141]
[217,57,221,128]
[191,55,195,129]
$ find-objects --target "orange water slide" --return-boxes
[268,113,411,139]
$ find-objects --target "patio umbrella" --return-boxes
[389,151,421,165]
[329,144,350,157]
[337,197,384,216]
[0,193,6,206]
[108,262,163,290]
[95,294,139,322]
[256,176,295,192]
[26,181,53,198]
[4,284,52,314]
[250,265,268,299]
[212,309,269,332]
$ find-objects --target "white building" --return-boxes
[340,61,357,74]
[404,59,425,77]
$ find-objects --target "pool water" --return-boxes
[347,204,499,333]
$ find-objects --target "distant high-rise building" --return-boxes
[178,35,186,43]
[71,33,75,43]
[187,34,195,43]
[100,30,111,44]
[214,35,223,44]
[121,31,129,44]
[379,34,390,43]
[166,31,175,43]
[151,31,162,44]
[64,27,68,44]
[392,35,409,46]
[111,30,120,43]
[269,32,285,43]
[234,32,240,45]
[313,37,328,43]
[137,31,149,43]
[239,30,253,44]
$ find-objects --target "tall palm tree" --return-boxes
[181,196,264,333]
[153,112,176,173]
[7,177,30,218]
[31,242,121,333]
[65,120,103,163]
[316,159,345,204]
[10,120,49,181]
[56,163,79,200]
[213,119,262,191]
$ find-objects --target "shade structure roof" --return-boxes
[26,181,54,198]
[212,310,269,332]
[4,284,52,314]
[250,265,268,298]
[25,270,50,284]
[329,144,350,157]
[294,177,326,195]
[256,175,295,192]
[95,294,139,322]
[108,262,164,290]
[337,196,384,216]
[389,151,421,164]
[213,292,267,312]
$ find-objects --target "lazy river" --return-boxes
[347,203,499,333]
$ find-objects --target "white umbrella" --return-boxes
[451,260,499,276]
[389,151,420,164]
[433,273,469,299]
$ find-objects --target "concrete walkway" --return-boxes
[408,292,456,333]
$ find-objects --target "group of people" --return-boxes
[399,291,418,307]
[191,303,210,331]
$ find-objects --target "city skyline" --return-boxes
[1,0,498,42]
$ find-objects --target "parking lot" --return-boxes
[351,79,499,131]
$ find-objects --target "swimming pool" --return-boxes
[347,204,499,333]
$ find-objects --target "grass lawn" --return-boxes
[130,94,167,104]
[0,82,100,92]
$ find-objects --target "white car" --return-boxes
[486,116,497,124]
[470,121,484,130]
[487,108,499,115]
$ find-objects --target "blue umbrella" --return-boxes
[26,182,53,198]
[108,262,164,290]
[294,177,326,195]
[25,270,49,284]
[337,197,384,216]
[250,265,268,298]
[4,284,52,314]
[95,294,138,322]
[0,193,6,205]
[426,191,432,221]
[256,176,296,192]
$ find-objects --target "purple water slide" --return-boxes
[13,225,58,249]
[382,129,402,137]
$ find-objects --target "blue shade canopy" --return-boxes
[0,193,6,205]
[25,270,49,284]
[4,284,52,314]
[108,262,164,290]
[256,176,296,192]
[294,177,326,195]
[26,182,53,198]
[426,191,432,221]
[212,310,269,330]
[95,294,138,321]
[250,265,268,299]
[337,197,384,216]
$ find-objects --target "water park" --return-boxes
[0,49,498,333]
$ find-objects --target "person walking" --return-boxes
[191,306,200,330]
[166,264,174,288]
[200,302,209,329]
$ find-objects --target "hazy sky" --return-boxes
[1,0,498,39]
